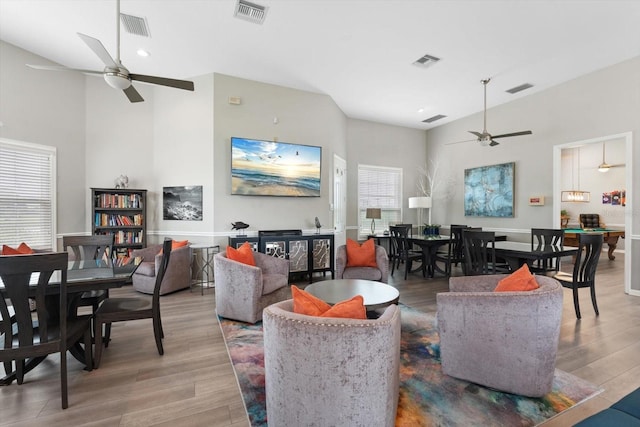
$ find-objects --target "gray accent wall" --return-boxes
[212,73,347,246]
[0,41,86,238]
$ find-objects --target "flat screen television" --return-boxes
[231,137,321,197]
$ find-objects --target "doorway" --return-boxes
[553,132,633,294]
[333,154,347,250]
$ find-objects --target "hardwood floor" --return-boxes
[1,256,638,426]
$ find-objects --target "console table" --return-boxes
[228,230,334,283]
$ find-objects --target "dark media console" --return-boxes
[229,230,334,283]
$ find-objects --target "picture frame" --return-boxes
[231,137,321,197]
[464,162,515,217]
[163,186,203,221]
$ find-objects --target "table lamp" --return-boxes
[408,196,432,233]
[366,208,381,235]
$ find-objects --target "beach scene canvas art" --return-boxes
[231,137,321,197]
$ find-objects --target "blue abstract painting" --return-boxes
[464,162,514,217]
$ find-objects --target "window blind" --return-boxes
[357,164,403,235]
[0,139,56,250]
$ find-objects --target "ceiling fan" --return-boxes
[597,141,625,172]
[448,78,532,147]
[26,0,194,103]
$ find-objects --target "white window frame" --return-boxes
[357,164,403,237]
[0,138,57,251]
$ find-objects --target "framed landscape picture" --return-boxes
[163,186,203,221]
[464,162,514,217]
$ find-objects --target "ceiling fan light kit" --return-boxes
[25,0,194,103]
[104,71,132,90]
[447,78,532,147]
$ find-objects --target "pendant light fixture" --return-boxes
[561,147,591,202]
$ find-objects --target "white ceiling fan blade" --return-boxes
[130,74,195,91]
[123,85,144,103]
[77,32,118,68]
[26,64,103,75]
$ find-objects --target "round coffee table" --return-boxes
[304,279,399,312]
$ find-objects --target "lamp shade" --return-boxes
[408,196,432,209]
[365,208,381,219]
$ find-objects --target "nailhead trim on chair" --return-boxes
[264,306,399,328]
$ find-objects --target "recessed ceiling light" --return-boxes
[417,108,424,113]
[137,49,150,57]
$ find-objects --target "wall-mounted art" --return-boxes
[163,186,203,221]
[464,162,514,217]
[231,137,321,197]
[604,190,626,206]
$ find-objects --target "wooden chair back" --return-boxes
[531,228,565,273]
[0,252,76,408]
[572,233,603,285]
[62,235,114,261]
[462,230,496,276]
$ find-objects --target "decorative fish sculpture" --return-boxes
[231,221,250,230]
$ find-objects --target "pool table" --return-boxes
[563,228,625,260]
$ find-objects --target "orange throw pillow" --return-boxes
[226,241,256,266]
[291,285,367,319]
[159,239,189,254]
[320,295,367,319]
[2,243,34,256]
[17,243,34,254]
[345,238,377,268]
[494,264,540,292]
[2,245,21,255]
[291,285,331,316]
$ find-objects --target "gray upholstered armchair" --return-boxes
[214,251,289,324]
[436,274,563,397]
[263,299,401,427]
[132,243,192,295]
[335,244,389,283]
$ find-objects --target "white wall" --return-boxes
[212,73,348,247]
[0,41,86,241]
[426,56,639,292]
[346,118,428,239]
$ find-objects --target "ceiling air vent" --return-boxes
[412,54,441,68]
[506,83,534,94]
[120,13,150,37]
[234,0,268,24]
[422,114,447,123]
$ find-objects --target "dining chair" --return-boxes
[93,239,172,368]
[553,233,603,319]
[62,234,114,314]
[0,252,93,409]
[389,225,423,279]
[462,230,508,275]
[435,225,468,276]
[530,228,565,274]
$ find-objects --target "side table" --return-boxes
[191,244,220,295]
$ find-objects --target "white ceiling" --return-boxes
[1,0,639,130]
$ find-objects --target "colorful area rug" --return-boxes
[219,305,602,426]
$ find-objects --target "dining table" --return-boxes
[493,241,579,271]
[0,255,141,385]
[370,233,507,278]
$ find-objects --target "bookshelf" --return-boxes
[92,188,147,259]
